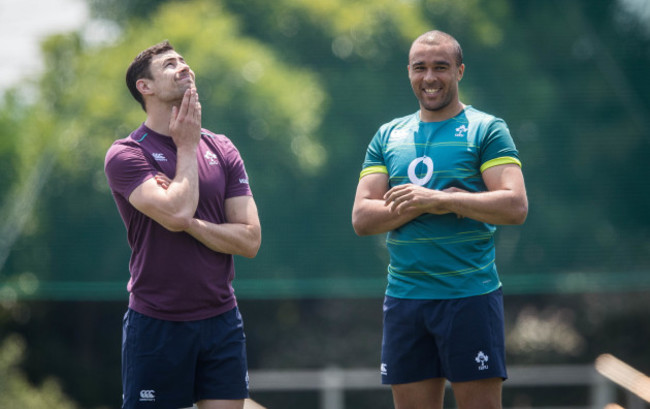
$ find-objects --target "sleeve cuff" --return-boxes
[359,165,388,180]
[480,157,521,173]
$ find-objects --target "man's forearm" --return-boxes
[442,190,528,225]
[165,87,201,223]
[186,218,261,258]
[127,148,200,233]
[164,146,200,221]
[352,199,421,236]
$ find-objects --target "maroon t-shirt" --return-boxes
[104,124,252,321]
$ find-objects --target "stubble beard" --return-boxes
[420,95,451,113]
[164,82,194,106]
[418,86,457,115]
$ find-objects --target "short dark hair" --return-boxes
[411,30,463,67]
[126,40,175,111]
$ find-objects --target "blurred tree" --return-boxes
[2,0,647,297]
[1,0,512,291]
[1,0,650,407]
[0,334,80,409]
[495,0,650,275]
[3,0,329,285]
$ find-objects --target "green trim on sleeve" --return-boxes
[480,157,522,173]
[359,165,388,180]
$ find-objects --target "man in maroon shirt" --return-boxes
[105,41,262,409]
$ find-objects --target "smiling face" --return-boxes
[408,38,465,122]
[138,50,196,106]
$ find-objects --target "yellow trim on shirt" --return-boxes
[359,165,388,180]
[480,157,521,173]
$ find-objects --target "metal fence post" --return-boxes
[320,367,345,409]
[591,370,616,409]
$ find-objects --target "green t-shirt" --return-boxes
[361,106,521,299]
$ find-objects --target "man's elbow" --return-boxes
[242,242,261,258]
[137,198,196,232]
[508,200,528,225]
[352,214,374,237]
[159,214,192,232]
[241,228,262,258]
[353,224,373,236]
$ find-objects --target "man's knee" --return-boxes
[391,378,446,409]
[451,377,503,409]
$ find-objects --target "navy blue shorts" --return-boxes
[381,288,507,384]
[121,307,249,409]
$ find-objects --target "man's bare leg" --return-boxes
[391,378,446,409]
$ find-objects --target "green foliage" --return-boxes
[50,0,329,175]
[1,0,649,293]
[1,0,650,407]
[0,335,79,409]
[2,0,507,286]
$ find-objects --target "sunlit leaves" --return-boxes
[0,335,78,409]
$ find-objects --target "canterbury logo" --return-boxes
[152,153,167,162]
[139,389,155,401]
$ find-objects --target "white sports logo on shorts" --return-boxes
[139,389,155,402]
[475,351,489,371]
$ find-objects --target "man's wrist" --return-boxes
[176,143,198,155]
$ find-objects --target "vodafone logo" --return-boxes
[407,156,434,185]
